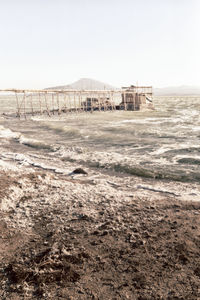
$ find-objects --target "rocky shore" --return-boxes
[0,152,200,299]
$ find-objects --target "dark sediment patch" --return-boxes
[177,157,200,165]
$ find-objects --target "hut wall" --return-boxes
[139,94,146,104]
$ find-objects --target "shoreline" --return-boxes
[0,154,200,299]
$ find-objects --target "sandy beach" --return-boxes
[0,150,200,299]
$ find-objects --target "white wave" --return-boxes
[0,160,20,171]
[151,146,175,155]
[18,135,54,151]
[0,125,21,139]
[153,143,200,156]
[31,116,63,122]
[115,117,182,125]
[14,153,34,166]
[192,126,200,132]
[2,152,69,174]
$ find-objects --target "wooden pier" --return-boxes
[0,85,153,118]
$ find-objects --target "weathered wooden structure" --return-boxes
[81,97,114,111]
[0,85,153,118]
[120,85,153,111]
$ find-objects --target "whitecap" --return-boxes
[0,125,21,139]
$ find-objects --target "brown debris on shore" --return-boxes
[0,169,200,299]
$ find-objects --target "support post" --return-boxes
[78,92,81,112]
[30,93,34,115]
[68,93,71,112]
[57,93,61,114]
[15,92,20,118]
[24,92,27,119]
[64,93,67,112]
[38,93,42,114]
[45,92,51,116]
[124,92,127,111]
[133,92,135,111]
[85,92,88,112]
[74,92,77,112]
[98,93,101,111]
[52,93,55,114]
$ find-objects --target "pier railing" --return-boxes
[0,88,153,118]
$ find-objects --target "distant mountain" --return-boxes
[154,85,200,96]
[46,78,116,91]
[46,80,200,95]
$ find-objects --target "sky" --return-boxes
[0,0,199,89]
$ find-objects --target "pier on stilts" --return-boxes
[0,85,153,119]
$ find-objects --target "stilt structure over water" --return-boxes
[0,85,153,118]
[120,85,153,111]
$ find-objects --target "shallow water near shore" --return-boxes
[0,95,200,186]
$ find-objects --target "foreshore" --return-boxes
[0,152,200,299]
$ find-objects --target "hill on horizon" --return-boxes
[154,85,200,96]
[46,78,116,91]
[46,79,200,96]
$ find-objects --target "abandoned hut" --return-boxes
[119,85,154,111]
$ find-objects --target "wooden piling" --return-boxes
[64,93,67,112]
[68,93,72,112]
[30,93,34,115]
[110,92,114,111]
[57,92,61,115]
[103,96,106,111]
[133,92,135,111]
[78,92,81,112]
[38,93,42,114]
[23,92,27,119]
[15,92,20,118]
[51,93,55,114]
[44,92,51,116]
[85,94,87,111]
[98,93,101,111]
[74,92,77,112]
[124,92,127,111]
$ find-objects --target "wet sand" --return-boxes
[0,154,200,299]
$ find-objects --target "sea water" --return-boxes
[0,95,200,183]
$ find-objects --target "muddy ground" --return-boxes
[0,168,200,300]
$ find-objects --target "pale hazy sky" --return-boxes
[0,0,199,89]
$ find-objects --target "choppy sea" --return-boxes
[1,95,200,183]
